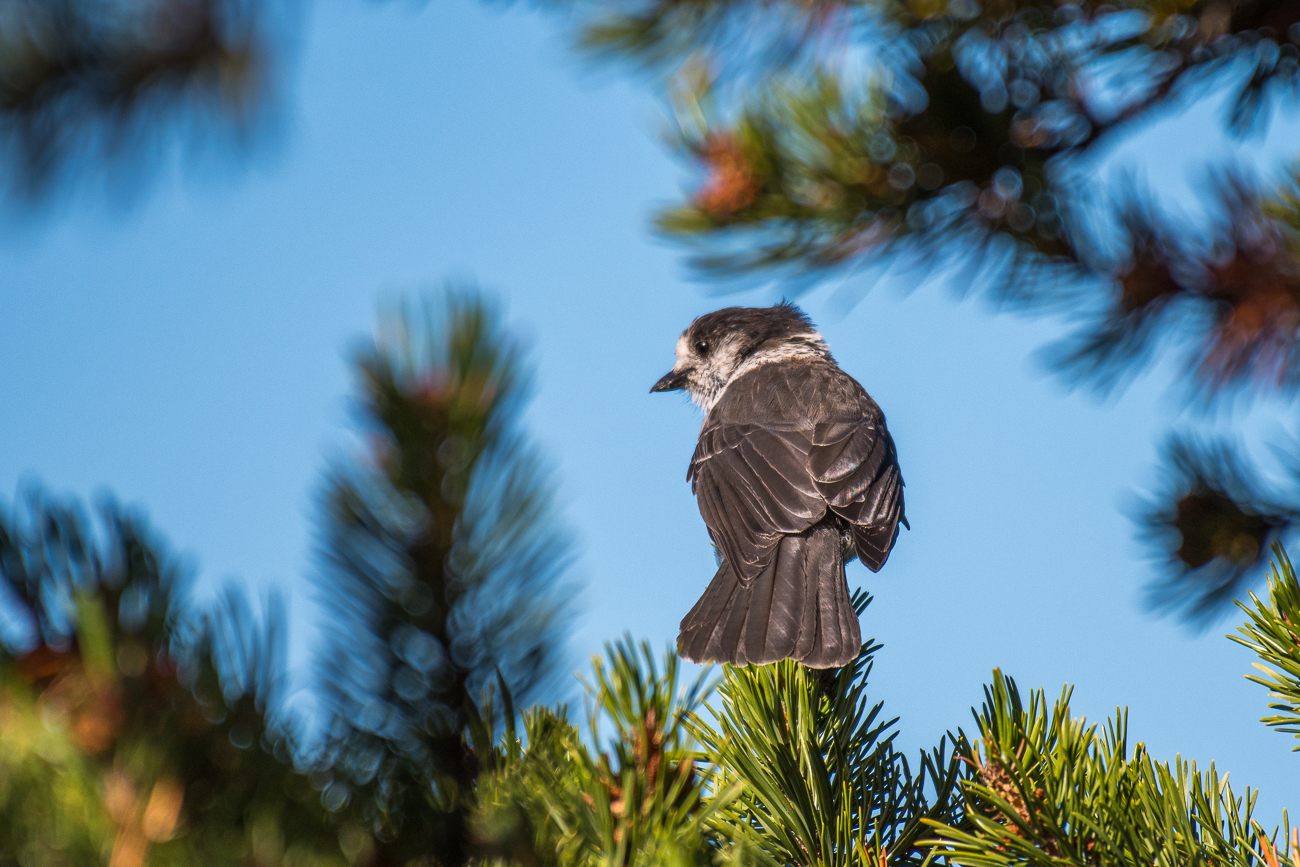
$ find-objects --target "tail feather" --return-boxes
[800,532,860,668]
[738,532,803,664]
[716,569,752,662]
[739,544,780,662]
[677,523,861,668]
[677,559,743,663]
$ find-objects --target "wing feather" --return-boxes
[691,424,824,584]
[688,364,907,584]
[810,417,905,571]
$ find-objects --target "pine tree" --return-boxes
[466,552,1300,867]
[0,288,580,867]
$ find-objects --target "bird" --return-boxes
[651,302,907,669]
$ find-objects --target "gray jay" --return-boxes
[651,303,906,668]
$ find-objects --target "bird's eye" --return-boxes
[694,340,710,356]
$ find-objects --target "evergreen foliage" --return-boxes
[475,638,754,867]
[313,291,575,866]
[1137,436,1298,625]
[687,594,964,867]
[928,672,1274,866]
[0,492,346,867]
[1234,547,1300,750]
[0,0,267,199]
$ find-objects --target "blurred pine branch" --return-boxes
[0,490,346,867]
[0,0,270,200]
[313,288,577,867]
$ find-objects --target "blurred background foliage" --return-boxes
[0,492,346,867]
[314,292,575,867]
[0,0,269,200]
[0,290,581,866]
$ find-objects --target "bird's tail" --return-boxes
[677,523,861,668]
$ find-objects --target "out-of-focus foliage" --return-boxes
[0,289,581,867]
[687,592,965,867]
[1042,177,1300,400]
[926,670,1279,867]
[1139,436,1299,623]
[0,0,269,199]
[315,290,575,867]
[0,491,349,867]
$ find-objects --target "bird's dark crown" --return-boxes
[685,302,818,357]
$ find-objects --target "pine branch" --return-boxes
[1232,546,1300,749]
[581,0,1300,405]
[0,0,269,200]
[925,669,1279,867]
[315,286,576,866]
[685,592,965,867]
[1138,436,1298,624]
[474,637,763,867]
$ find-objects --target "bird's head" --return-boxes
[651,302,830,410]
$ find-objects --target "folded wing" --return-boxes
[810,419,905,571]
[689,423,826,583]
[688,365,906,582]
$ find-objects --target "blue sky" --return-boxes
[3,0,1300,822]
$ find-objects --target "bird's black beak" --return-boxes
[651,368,690,393]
